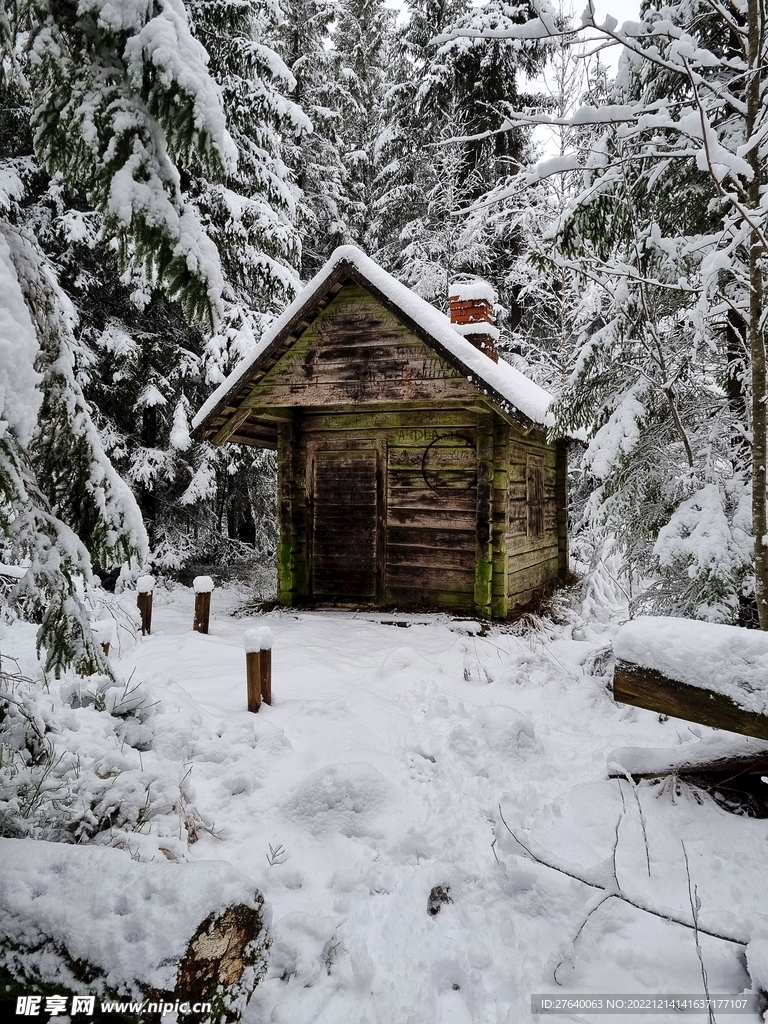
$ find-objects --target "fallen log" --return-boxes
[613,661,768,741]
[0,839,270,1023]
[608,737,768,780]
[608,738,768,817]
[612,617,768,740]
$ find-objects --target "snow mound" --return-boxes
[449,705,540,774]
[244,626,274,652]
[614,616,768,714]
[285,762,393,838]
[193,575,214,594]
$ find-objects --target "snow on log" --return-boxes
[0,839,270,1022]
[137,575,155,593]
[608,734,768,778]
[193,575,215,594]
[613,616,768,739]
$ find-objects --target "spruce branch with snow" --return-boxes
[440,0,768,624]
[19,0,237,327]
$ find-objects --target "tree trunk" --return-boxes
[746,0,768,628]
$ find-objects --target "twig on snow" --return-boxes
[682,841,717,1024]
[496,804,748,947]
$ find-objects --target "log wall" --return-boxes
[506,426,560,611]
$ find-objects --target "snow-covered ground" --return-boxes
[2,586,767,1023]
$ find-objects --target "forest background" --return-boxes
[1,0,766,676]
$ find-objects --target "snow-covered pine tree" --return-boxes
[0,0,254,671]
[376,0,470,278]
[22,0,237,327]
[333,0,394,253]
[0,213,144,676]
[440,0,768,623]
[275,0,350,276]
[391,103,490,308]
[377,0,545,321]
[186,0,305,311]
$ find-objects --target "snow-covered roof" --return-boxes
[193,246,553,432]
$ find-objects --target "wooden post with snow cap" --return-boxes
[244,627,273,712]
[92,619,114,658]
[193,576,214,634]
[136,575,154,636]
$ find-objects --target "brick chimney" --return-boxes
[448,280,499,363]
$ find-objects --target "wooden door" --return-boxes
[311,449,378,601]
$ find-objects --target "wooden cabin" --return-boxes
[192,247,568,618]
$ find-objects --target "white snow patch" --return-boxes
[136,574,155,593]
[91,618,115,645]
[449,279,496,303]
[0,234,41,446]
[452,321,501,341]
[284,762,393,838]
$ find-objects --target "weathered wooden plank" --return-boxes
[613,663,768,741]
[376,438,387,600]
[388,445,477,470]
[211,405,254,445]
[503,545,561,573]
[387,526,476,549]
[277,421,295,605]
[302,409,478,433]
[228,434,278,450]
[475,412,494,618]
[385,588,476,610]
[387,484,477,512]
[386,546,475,570]
[507,555,559,595]
[386,564,476,591]
[556,439,569,578]
[387,507,477,530]
[250,379,478,407]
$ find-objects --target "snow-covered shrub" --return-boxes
[640,480,753,623]
[0,662,211,856]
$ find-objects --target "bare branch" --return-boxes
[497,805,748,947]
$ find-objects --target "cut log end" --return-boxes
[173,898,269,1022]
